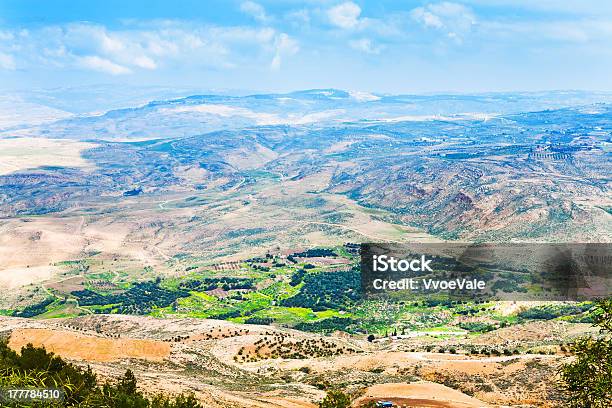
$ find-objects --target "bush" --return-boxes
[319,390,351,408]
[0,341,202,407]
[519,303,593,321]
[295,317,358,333]
[560,298,611,408]
[458,322,497,333]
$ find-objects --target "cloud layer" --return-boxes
[2,1,612,91]
[1,20,297,75]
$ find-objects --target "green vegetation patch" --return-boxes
[71,279,190,315]
[295,316,359,333]
[518,303,593,320]
[12,297,56,318]
[280,269,360,312]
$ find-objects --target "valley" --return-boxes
[0,89,610,407]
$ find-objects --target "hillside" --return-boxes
[1,314,594,407]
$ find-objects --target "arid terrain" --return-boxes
[0,314,597,407]
[0,89,610,407]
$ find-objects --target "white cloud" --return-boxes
[481,19,612,44]
[210,25,275,44]
[411,2,476,41]
[275,33,299,54]
[463,0,612,16]
[80,24,179,68]
[0,21,298,75]
[0,52,16,70]
[271,33,299,70]
[408,3,612,47]
[78,55,131,75]
[240,1,269,23]
[328,2,362,29]
[411,8,444,29]
[349,38,382,54]
[0,31,15,41]
[286,9,311,26]
[270,54,282,70]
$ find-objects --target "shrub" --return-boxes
[319,389,351,408]
[560,299,611,408]
[458,322,497,333]
[0,341,202,408]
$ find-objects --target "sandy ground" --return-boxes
[0,265,61,289]
[0,315,582,408]
[0,137,96,175]
[0,99,73,129]
[265,350,551,377]
[355,382,490,407]
[0,214,164,293]
[0,217,88,270]
[8,328,171,362]
[258,397,317,408]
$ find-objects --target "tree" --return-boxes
[560,298,612,408]
[319,389,351,408]
[118,369,138,395]
[0,341,202,408]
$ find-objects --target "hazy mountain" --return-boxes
[4,89,612,141]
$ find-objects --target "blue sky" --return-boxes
[2,0,612,93]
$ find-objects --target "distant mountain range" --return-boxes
[1,89,610,242]
[4,88,612,141]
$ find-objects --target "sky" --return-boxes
[2,0,612,93]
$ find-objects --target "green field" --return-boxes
[8,244,597,339]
